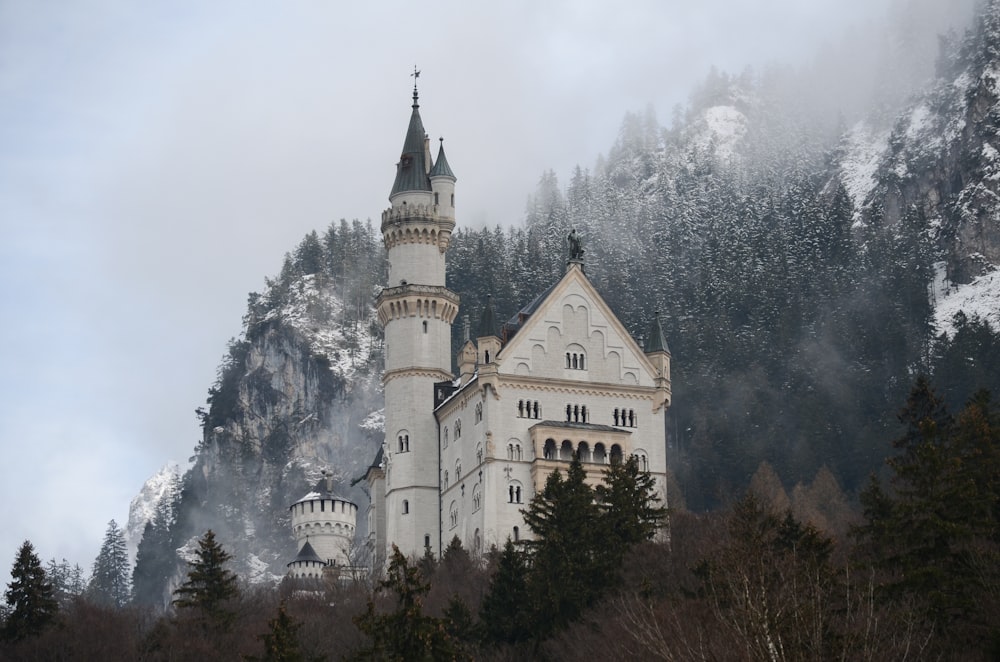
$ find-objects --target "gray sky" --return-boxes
[0,0,949,575]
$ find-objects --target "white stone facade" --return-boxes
[435,263,671,554]
[368,91,671,563]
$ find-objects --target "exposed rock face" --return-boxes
[135,270,385,588]
[853,9,1000,284]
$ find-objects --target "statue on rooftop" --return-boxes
[568,228,584,260]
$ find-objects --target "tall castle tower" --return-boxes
[375,78,459,559]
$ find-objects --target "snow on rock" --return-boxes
[695,105,747,162]
[933,268,1000,336]
[262,274,378,384]
[126,461,180,566]
[360,408,384,435]
[246,553,282,585]
[840,121,889,218]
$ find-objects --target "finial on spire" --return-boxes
[411,65,421,105]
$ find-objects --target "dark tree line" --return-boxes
[5,377,996,659]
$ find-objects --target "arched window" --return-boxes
[513,526,519,541]
[455,459,462,479]
[518,400,524,417]
[475,402,483,423]
[532,401,540,419]
[449,501,458,529]
[508,481,523,504]
[507,443,514,460]
[560,440,574,461]
[422,320,428,333]
[594,443,607,464]
[578,441,591,463]
[472,484,482,512]
[476,444,483,465]
[402,499,409,515]
[455,419,462,439]
[610,444,624,465]
[443,470,449,489]
[543,438,556,459]
[443,427,449,448]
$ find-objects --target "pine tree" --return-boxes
[88,519,131,608]
[351,545,463,661]
[246,600,314,662]
[596,454,668,553]
[479,540,531,646]
[132,476,180,609]
[172,530,240,630]
[2,540,58,642]
[855,379,1000,652]
[521,458,609,639]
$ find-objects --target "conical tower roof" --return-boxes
[478,295,498,338]
[390,86,432,197]
[429,138,456,179]
[644,311,671,354]
[288,540,325,567]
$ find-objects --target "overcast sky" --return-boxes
[1,0,966,577]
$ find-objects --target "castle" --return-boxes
[287,81,671,573]
[363,82,671,565]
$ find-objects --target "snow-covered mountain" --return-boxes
[125,461,179,566]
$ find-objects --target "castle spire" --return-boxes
[390,69,432,197]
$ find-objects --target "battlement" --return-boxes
[376,284,460,326]
[381,205,455,252]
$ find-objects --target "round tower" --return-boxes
[376,80,459,558]
[288,471,358,575]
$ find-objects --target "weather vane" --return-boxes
[411,65,421,102]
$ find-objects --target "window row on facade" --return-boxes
[614,408,637,427]
[565,352,586,370]
[295,522,354,534]
[517,399,541,419]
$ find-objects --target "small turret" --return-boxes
[457,315,476,384]
[430,138,457,222]
[644,311,672,410]
[287,470,358,574]
[477,295,501,366]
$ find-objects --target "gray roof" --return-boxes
[288,540,325,567]
[644,311,671,354]
[532,420,632,434]
[389,92,432,197]
[429,139,455,179]
[501,279,560,344]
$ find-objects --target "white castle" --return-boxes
[360,81,672,565]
